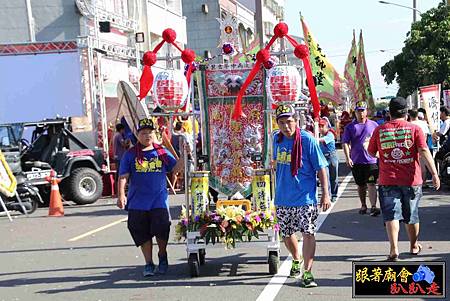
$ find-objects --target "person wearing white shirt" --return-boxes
[410,109,431,184]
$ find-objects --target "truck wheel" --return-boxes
[68,168,103,205]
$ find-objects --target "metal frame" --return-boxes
[184,61,282,277]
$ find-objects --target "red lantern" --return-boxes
[152,70,188,112]
[266,65,301,105]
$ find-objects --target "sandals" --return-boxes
[386,254,399,261]
[410,244,422,255]
[359,205,367,215]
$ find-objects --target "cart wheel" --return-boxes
[268,251,279,275]
[199,249,206,265]
[188,253,200,277]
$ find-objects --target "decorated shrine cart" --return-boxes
[180,59,281,277]
[140,18,321,277]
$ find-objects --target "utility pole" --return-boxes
[25,0,35,42]
[255,0,264,48]
[413,0,417,22]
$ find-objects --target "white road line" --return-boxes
[256,172,353,301]
[68,217,128,242]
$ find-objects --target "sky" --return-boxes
[284,0,442,99]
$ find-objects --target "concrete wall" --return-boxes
[0,0,81,44]
[0,0,32,43]
[183,0,221,58]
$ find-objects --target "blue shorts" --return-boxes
[378,186,422,224]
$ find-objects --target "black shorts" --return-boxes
[127,208,171,247]
[352,163,379,186]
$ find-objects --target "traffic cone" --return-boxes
[46,171,64,217]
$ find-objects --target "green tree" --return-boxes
[381,1,450,97]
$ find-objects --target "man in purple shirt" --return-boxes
[342,101,380,216]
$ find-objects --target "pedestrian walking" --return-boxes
[272,104,330,288]
[117,118,185,276]
[113,123,130,190]
[409,109,431,185]
[368,97,440,261]
[342,101,380,216]
[318,118,339,202]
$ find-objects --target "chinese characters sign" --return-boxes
[443,89,450,108]
[353,261,445,298]
[251,169,271,211]
[190,171,209,216]
[420,84,441,133]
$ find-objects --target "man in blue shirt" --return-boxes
[117,118,185,277]
[318,118,339,202]
[273,104,330,288]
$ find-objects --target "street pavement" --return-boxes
[1,151,449,301]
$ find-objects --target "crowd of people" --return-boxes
[111,98,448,288]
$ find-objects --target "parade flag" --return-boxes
[344,30,358,101]
[419,84,441,132]
[301,16,344,104]
[443,89,450,108]
[355,30,375,109]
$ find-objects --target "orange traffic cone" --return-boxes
[46,171,64,217]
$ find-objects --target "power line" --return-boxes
[327,48,400,58]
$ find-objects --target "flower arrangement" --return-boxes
[175,205,278,248]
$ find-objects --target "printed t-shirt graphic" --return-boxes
[368,120,426,186]
[119,148,177,211]
[272,131,327,207]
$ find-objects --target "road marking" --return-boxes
[256,172,353,301]
[68,217,128,242]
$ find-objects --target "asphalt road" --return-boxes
[1,154,449,301]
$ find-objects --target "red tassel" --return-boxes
[232,61,262,120]
[138,65,154,100]
[302,57,320,119]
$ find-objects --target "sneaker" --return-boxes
[289,260,301,278]
[302,271,318,288]
[157,253,169,275]
[370,206,381,217]
[143,262,155,277]
[331,196,337,203]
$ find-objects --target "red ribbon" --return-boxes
[138,29,196,106]
[231,22,321,121]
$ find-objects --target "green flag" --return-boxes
[355,30,374,109]
[301,16,344,105]
[344,30,358,101]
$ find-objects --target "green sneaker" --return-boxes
[289,260,301,278]
[302,271,318,288]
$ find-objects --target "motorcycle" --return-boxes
[0,173,43,215]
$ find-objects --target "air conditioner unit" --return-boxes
[201,4,208,14]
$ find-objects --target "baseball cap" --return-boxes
[389,97,408,114]
[354,101,367,110]
[275,104,295,120]
[137,118,155,132]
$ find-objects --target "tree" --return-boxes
[381,1,450,97]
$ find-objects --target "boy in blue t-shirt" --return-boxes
[117,118,184,277]
[272,105,330,288]
[318,118,339,202]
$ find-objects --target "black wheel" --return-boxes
[188,253,200,277]
[67,168,103,205]
[268,251,279,275]
[199,249,206,265]
[15,197,38,215]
